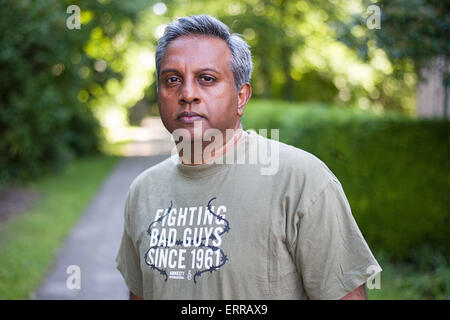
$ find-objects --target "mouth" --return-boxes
[177,112,205,123]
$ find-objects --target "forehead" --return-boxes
[161,35,232,72]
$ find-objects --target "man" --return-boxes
[116,14,381,300]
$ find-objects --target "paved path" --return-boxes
[35,155,170,300]
[35,117,173,300]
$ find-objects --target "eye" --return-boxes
[166,76,181,84]
[200,75,216,83]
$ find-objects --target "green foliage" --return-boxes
[376,0,449,69]
[2,0,448,183]
[139,0,419,112]
[0,0,150,184]
[242,100,450,259]
[338,0,449,80]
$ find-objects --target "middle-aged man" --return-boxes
[116,14,382,300]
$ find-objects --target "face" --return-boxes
[157,35,251,140]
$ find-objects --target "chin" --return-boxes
[169,124,208,142]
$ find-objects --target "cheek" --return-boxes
[157,93,177,130]
[207,83,237,108]
[158,89,172,104]
[158,91,176,112]
[206,92,238,126]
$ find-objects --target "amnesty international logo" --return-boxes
[144,197,230,283]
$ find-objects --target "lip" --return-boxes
[177,112,205,123]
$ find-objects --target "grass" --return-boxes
[0,154,119,299]
[99,139,133,156]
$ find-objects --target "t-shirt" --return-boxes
[116,129,382,299]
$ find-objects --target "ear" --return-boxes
[236,83,252,117]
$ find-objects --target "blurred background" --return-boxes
[0,0,448,300]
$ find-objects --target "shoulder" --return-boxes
[280,140,339,184]
[127,155,175,199]
[123,156,175,230]
[251,130,338,182]
[249,130,341,209]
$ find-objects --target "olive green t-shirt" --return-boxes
[116,130,381,299]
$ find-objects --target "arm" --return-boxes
[292,179,381,300]
[340,284,366,300]
[130,291,144,300]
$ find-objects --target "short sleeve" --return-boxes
[291,179,382,300]
[115,194,144,298]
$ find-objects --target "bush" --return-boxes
[242,100,450,259]
[0,0,149,185]
[0,1,98,184]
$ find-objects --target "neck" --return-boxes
[178,126,245,166]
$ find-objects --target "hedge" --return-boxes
[242,100,450,259]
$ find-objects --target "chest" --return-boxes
[131,174,301,298]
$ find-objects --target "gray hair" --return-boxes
[155,15,253,91]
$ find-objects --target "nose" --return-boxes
[179,78,200,105]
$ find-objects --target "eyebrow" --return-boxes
[160,68,180,76]
[160,67,222,75]
[198,68,221,75]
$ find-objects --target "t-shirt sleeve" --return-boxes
[290,179,382,300]
[115,193,144,298]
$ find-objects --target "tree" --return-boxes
[335,0,450,115]
[0,0,151,183]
